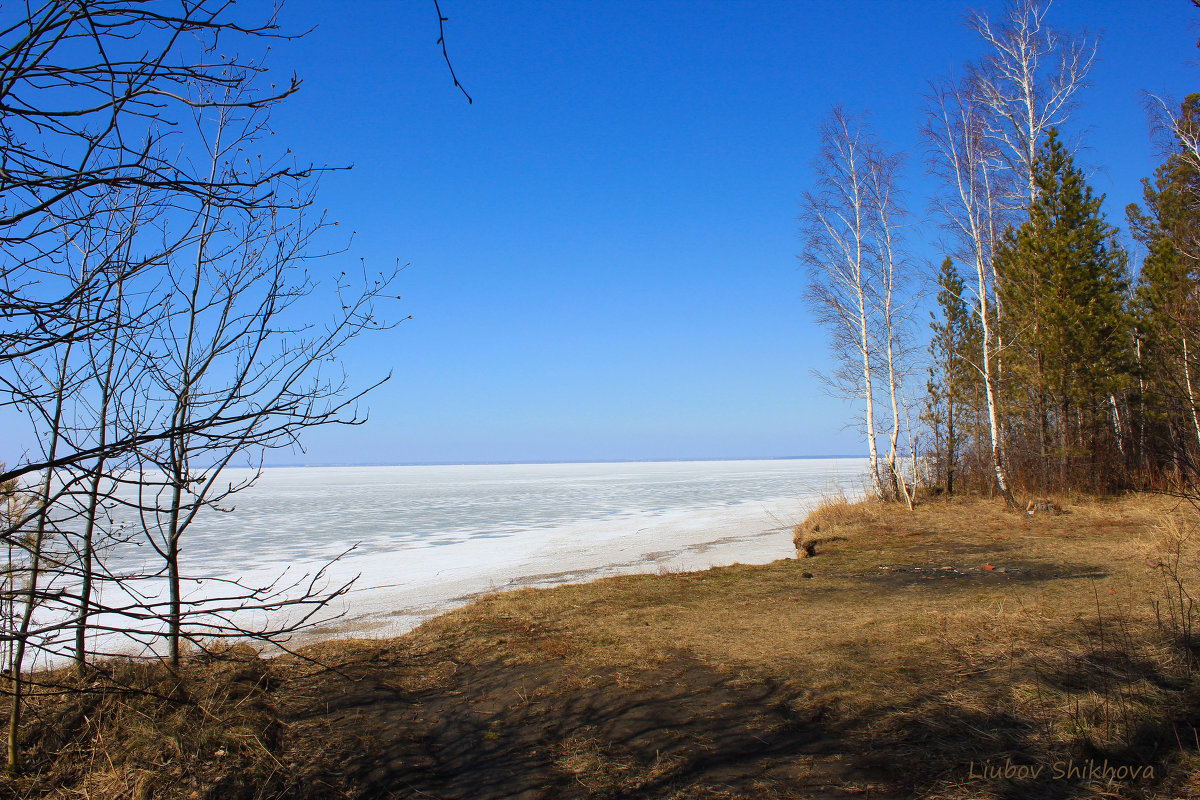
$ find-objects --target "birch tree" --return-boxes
[801,108,885,497]
[924,74,1015,506]
[801,107,915,502]
[968,0,1098,212]
[864,143,917,508]
[969,0,1098,491]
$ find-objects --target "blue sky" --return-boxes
[248,0,1195,465]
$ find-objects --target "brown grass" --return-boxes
[792,490,882,556]
[5,493,1200,799]
[1,643,287,800]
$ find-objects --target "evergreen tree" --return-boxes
[996,128,1131,490]
[1128,95,1200,479]
[1129,96,1200,333]
[925,257,981,495]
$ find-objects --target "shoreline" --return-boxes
[45,461,866,666]
[292,492,832,642]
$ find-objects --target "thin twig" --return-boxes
[434,0,472,104]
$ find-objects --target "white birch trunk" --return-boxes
[1183,335,1200,452]
[1137,334,1146,466]
[925,78,1014,505]
[1109,393,1125,457]
[860,298,884,499]
[878,206,909,507]
[977,255,1011,499]
[800,108,891,501]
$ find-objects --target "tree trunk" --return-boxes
[860,307,885,499]
[1109,393,1125,458]
[1183,334,1200,453]
[167,441,185,669]
[77,277,124,674]
[884,323,910,508]
[976,257,1014,508]
[74,458,103,676]
[946,391,956,496]
[9,341,72,773]
[1137,333,1147,477]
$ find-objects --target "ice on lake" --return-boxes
[107,457,868,642]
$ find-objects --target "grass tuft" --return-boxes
[792,490,876,557]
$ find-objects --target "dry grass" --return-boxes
[1,643,287,800]
[791,489,881,556]
[403,492,1199,798]
[5,493,1200,799]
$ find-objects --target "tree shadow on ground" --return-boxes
[862,559,1109,590]
[273,616,1200,800]
[280,650,887,800]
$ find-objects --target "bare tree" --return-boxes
[801,107,918,502]
[801,108,885,497]
[863,143,918,508]
[125,77,400,667]
[4,273,88,772]
[0,1,303,489]
[0,1,411,772]
[64,185,163,675]
[968,0,1097,212]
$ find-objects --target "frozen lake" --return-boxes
[99,457,868,646]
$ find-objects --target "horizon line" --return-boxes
[256,454,868,469]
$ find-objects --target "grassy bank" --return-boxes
[6,494,1200,799]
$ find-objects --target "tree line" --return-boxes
[803,0,1198,504]
[0,0,406,773]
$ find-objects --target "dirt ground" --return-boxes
[10,493,1200,799]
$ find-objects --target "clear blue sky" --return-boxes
[244,1,1193,465]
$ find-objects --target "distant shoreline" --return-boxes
[256,454,868,469]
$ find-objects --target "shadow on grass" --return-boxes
[862,559,1109,590]
[274,620,1200,800]
[282,653,868,800]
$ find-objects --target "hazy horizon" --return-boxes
[256,453,868,469]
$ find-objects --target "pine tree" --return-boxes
[996,128,1131,490]
[1130,96,1200,333]
[925,257,981,495]
[1128,94,1200,479]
